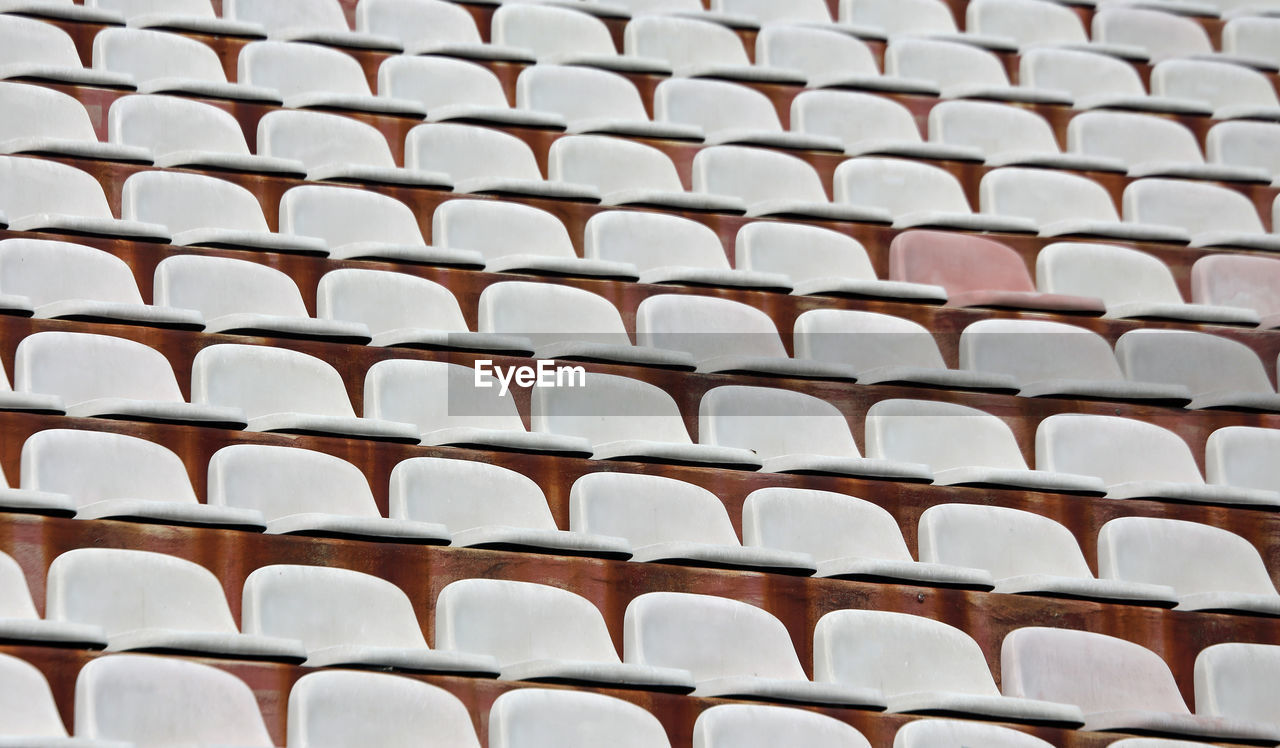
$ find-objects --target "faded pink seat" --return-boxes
[1191,254,1280,329]
[888,231,1105,315]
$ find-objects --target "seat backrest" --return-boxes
[0,238,144,307]
[121,170,271,233]
[884,37,1010,88]
[488,688,672,748]
[517,65,649,122]
[1036,242,1183,306]
[741,487,915,564]
[108,93,251,157]
[635,293,789,361]
[929,100,1061,157]
[20,429,198,507]
[237,40,373,98]
[530,371,693,446]
[433,200,576,261]
[892,719,1056,748]
[280,184,424,249]
[1223,16,1280,67]
[257,110,398,170]
[1035,413,1205,485]
[0,551,40,621]
[691,145,830,204]
[242,564,428,649]
[492,3,618,58]
[698,385,863,460]
[1098,516,1279,597]
[918,503,1095,580]
[0,156,115,222]
[355,0,485,46]
[792,90,923,148]
[435,578,623,664]
[1206,425,1280,492]
[92,27,229,85]
[0,653,71,740]
[794,309,947,371]
[1153,58,1280,109]
[1092,6,1212,59]
[979,167,1120,224]
[364,359,528,433]
[654,78,782,135]
[191,343,357,419]
[888,230,1034,293]
[755,25,878,80]
[736,222,879,282]
[0,82,99,144]
[14,331,186,405]
[1194,643,1280,727]
[842,0,958,33]
[154,254,310,319]
[317,268,468,335]
[967,0,1086,45]
[89,0,220,20]
[1123,177,1266,235]
[0,15,86,69]
[1116,329,1275,397]
[476,281,631,345]
[389,456,556,531]
[693,703,871,748]
[834,157,973,216]
[225,0,352,32]
[958,318,1126,384]
[715,0,833,23]
[1019,47,1146,99]
[584,210,729,271]
[548,135,685,194]
[379,55,510,111]
[288,670,482,748]
[623,14,751,69]
[1208,120,1280,177]
[406,122,545,182]
[1191,254,1280,318]
[1068,111,1206,166]
[74,654,273,746]
[207,443,379,519]
[624,591,808,681]
[865,398,1030,471]
[570,471,741,546]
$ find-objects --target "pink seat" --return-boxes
[1191,254,1280,329]
[888,231,1105,314]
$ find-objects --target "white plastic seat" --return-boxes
[517,65,697,140]
[1123,177,1280,250]
[355,0,535,60]
[1117,329,1280,411]
[742,486,994,588]
[1195,643,1280,729]
[842,0,1015,49]
[1094,5,1273,67]
[107,94,302,175]
[1208,120,1280,182]
[918,503,1178,605]
[1098,516,1280,615]
[815,609,1084,725]
[1207,425,1280,494]
[208,443,448,541]
[318,268,528,354]
[712,0,848,26]
[92,28,280,103]
[0,83,147,163]
[1192,254,1280,328]
[0,652,125,748]
[0,156,167,240]
[735,222,947,301]
[866,399,1106,494]
[154,254,369,342]
[279,184,479,265]
[884,37,1071,105]
[1035,413,1280,507]
[1038,242,1259,324]
[570,472,814,572]
[488,688,674,748]
[407,123,599,201]
[1001,627,1280,742]
[243,564,496,672]
[635,293,856,378]
[493,4,669,74]
[73,655,276,746]
[791,89,980,160]
[530,371,761,468]
[609,0,755,26]
[1019,47,1212,115]
[14,331,245,427]
[238,40,422,115]
[0,452,73,516]
[698,385,933,480]
[756,25,941,95]
[433,199,634,278]
[1152,58,1280,120]
[978,167,1193,243]
[0,355,60,415]
[121,171,325,254]
[1223,15,1280,69]
[86,0,264,37]
[967,0,1148,59]
[0,16,134,89]
[624,14,805,84]
[390,456,632,557]
[692,703,872,748]
[691,145,890,221]
[654,78,842,152]
[928,100,1125,172]
[547,135,744,213]
[363,359,591,455]
[959,318,1192,404]
[257,109,451,187]
[382,55,563,129]
[1069,110,1270,183]
[0,238,199,329]
[47,548,304,660]
[20,429,264,529]
[0,551,104,646]
[225,0,400,50]
[436,578,694,690]
[584,210,788,289]
[833,157,1039,232]
[624,591,884,706]
[892,719,1057,748]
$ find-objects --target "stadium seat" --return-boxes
[1195,643,1280,729]
[191,343,419,441]
[1123,177,1280,250]
[692,703,873,748]
[1001,627,1280,742]
[736,222,947,301]
[86,0,264,36]
[74,655,276,746]
[14,331,245,427]
[0,16,134,88]
[237,40,422,115]
[691,145,892,221]
[928,100,1125,172]
[866,399,1105,493]
[611,0,755,26]
[488,688,674,748]
[834,157,1039,231]
[892,719,1057,748]
[569,471,815,572]
[1206,425,1280,494]
[1037,242,1259,324]
[279,185,480,265]
[0,156,168,240]
[1035,413,1280,507]
[742,486,995,588]
[792,90,981,160]
[224,0,400,49]
[884,37,1070,104]
[698,385,933,480]
[713,0,844,26]
[548,135,745,212]
[978,167,1193,243]
[1223,15,1280,69]
[317,268,528,353]
[1098,516,1280,615]
[756,25,941,95]
[584,210,788,289]
[390,456,632,556]
[843,0,1014,49]
[530,371,761,468]
[1116,329,1280,410]
[635,293,856,378]
[121,171,325,253]
[1068,111,1270,182]
[967,0,1147,58]
[0,82,148,163]
[1152,58,1280,120]
[20,429,263,528]
[0,652,117,747]
[46,548,304,659]
[287,670,484,748]
[654,78,842,151]
[518,65,698,139]
[478,281,689,367]
[93,28,279,103]
[408,123,600,201]
[363,359,592,454]
[888,230,1105,313]
[354,0,534,60]
[242,564,497,672]
[815,609,1084,725]
[625,591,884,705]
[1207,120,1280,183]
[918,503,1178,605]
[493,4,669,73]
[0,550,104,645]
[0,451,72,515]
[1093,6,1272,66]
[436,578,694,690]
[624,15,806,84]
[1019,47,1212,115]
[0,355,61,415]
[154,254,368,342]
[385,56,563,129]
[959,318,1192,403]
[207,443,448,540]
[1192,254,1280,328]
